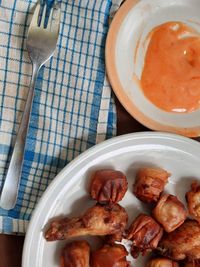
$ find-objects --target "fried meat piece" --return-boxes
[158,220,200,261]
[90,244,130,267]
[184,262,200,267]
[152,194,187,232]
[133,168,170,203]
[146,257,179,267]
[60,240,90,267]
[186,182,200,223]
[45,204,128,241]
[90,169,128,204]
[126,214,163,258]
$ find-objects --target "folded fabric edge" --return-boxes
[0,216,28,235]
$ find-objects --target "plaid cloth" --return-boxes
[0,0,124,234]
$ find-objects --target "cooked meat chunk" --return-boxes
[152,194,187,232]
[184,262,200,267]
[186,181,200,223]
[133,168,170,203]
[146,257,179,267]
[91,244,130,267]
[60,240,90,267]
[45,204,128,241]
[90,169,128,204]
[126,214,163,258]
[158,220,200,261]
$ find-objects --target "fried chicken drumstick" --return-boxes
[126,214,163,258]
[60,240,90,267]
[90,169,128,204]
[158,220,200,261]
[146,257,179,267]
[91,244,130,267]
[45,204,128,241]
[133,168,170,203]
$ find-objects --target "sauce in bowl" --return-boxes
[141,22,200,113]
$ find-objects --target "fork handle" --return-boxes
[0,63,40,210]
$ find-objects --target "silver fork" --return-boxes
[0,1,60,210]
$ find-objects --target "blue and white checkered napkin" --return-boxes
[0,0,124,234]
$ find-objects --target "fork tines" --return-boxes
[30,1,60,32]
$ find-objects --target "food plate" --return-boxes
[106,0,200,137]
[22,132,200,266]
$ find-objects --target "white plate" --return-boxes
[106,0,200,137]
[22,132,200,266]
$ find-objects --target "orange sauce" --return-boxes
[141,22,200,113]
